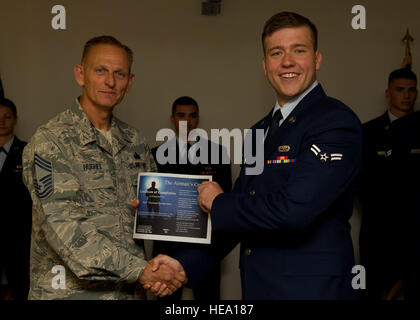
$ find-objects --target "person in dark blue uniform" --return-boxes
[149,12,361,300]
[151,96,232,300]
[359,68,418,299]
[391,110,420,300]
[0,98,32,300]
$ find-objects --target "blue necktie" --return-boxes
[265,109,283,146]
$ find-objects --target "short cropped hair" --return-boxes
[262,12,318,54]
[388,68,417,86]
[171,96,199,116]
[0,98,17,118]
[82,35,133,68]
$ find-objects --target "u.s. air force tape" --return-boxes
[34,154,53,199]
[310,144,343,163]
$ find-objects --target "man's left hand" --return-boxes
[197,181,223,213]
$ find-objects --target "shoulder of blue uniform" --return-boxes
[315,95,361,128]
[362,112,389,133]
[13,136,27,148]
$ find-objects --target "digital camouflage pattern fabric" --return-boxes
[22,99,157,299]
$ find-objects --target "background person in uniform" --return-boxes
[146,181,160,219]
[358,68,418,299]
[151,96,232,300]
[22,35,186,299]
[152,11,362,300]
[391,109,420,300]
[0,97,32,300]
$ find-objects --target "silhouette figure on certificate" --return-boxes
[146,181,160,219]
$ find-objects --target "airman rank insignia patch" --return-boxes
[267,156,296,164]
[310,144,343,163]
[34,154,53,199]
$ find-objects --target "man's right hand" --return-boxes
[139,254,187,297]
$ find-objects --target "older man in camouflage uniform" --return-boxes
[22,36,186,299]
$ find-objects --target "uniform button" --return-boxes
[244,248,252,256]
[249,190,256,196]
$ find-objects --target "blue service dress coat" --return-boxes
[175,84,362,300]
[358,111,403,298]
[0,136,32,300]
[385,111,420,299]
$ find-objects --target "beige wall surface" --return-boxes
[1,0,419,299]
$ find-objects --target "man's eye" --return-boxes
[116,72,126,78]
[96,68,104,73]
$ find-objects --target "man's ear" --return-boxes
[315,51,322,71]
[262,56,267,77]
[125,73,135,93]
[74,64,85,86]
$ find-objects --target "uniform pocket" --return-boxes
[81,167,114,190]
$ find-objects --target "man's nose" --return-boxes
[105,72,116,87]
[403,89,411,99]
[282,52,295,67]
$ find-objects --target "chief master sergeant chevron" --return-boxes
[22,36,186,299]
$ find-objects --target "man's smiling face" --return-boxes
[262,26,322,105]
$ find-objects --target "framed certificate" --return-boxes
[133,172,212,244]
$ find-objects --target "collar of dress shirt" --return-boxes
[272,80,319,122]
[387,109,399,123]
[0,135,14,172]
[176,136,200,160]
[1,135,15,153]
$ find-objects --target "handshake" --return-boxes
[132,179,223,298]
[139,254,187,297]
[132,199,188,297]
[131,200,187,297]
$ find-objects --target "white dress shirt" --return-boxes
[265,80,319,139]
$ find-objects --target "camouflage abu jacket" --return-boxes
[22,99,157,299]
